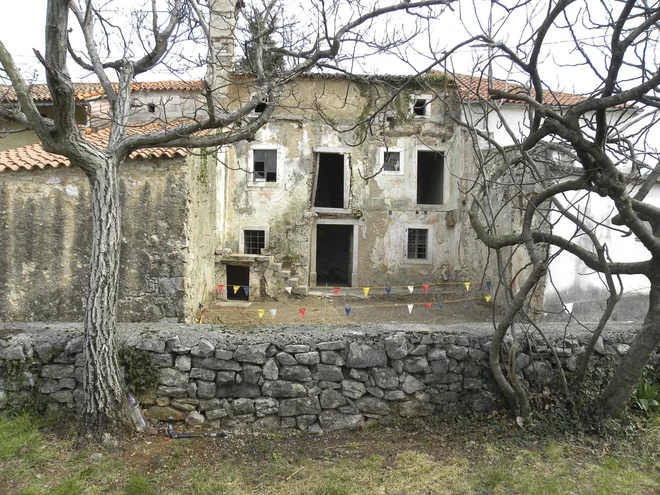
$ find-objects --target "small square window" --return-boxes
[253,149,277,182]
[383,151,401,172]
[244,230,265,254]
[407,228,428,260]
[254,98,268,114]
[411,95,432,118]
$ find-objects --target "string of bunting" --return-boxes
[216,281,491,296]
[213,295,492,320]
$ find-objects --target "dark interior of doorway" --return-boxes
[314,153,344,208]
[417,150,444,205]
[316,224,352,286]
[226,265,249,300]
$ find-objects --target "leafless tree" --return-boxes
[415,0,660,418]
[0,0,454,442]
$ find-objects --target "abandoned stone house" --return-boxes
[0,73,497,323]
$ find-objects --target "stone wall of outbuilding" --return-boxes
[0,323,656,433]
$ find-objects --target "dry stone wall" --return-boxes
[0,323,655,434]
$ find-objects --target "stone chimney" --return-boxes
[209,0,238,76]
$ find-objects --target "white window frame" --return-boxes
[410,94,432,118]
[404,225,433,265]
[248,145,280,186]
[378,147,404,176]
[248,93,269,117]
[239,226,270,255]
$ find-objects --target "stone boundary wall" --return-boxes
[0,323,656,434]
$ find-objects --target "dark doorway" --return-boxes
[314,153,345,208]
[316,224,352,286]
[417,150,444,205]
[226,265,249,300]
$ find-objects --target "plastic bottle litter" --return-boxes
[127,392,148,432]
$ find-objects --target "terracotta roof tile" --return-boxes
[0,121,193,173]
[452,73,590,106]
[0,80,204,103]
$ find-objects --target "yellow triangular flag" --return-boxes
[363,287,370,297]
[407,304,414,314]
[258,309,265,319]
[233,285,240,294]
[464,282,471,292]
[485,295,491,302]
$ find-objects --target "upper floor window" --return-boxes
[411,94,432,118]
[244,229,266,254]
[253,149,277,182]
[379,147,404,175]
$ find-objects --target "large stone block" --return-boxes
[346,343,387,368]
[193,357,242,371]
[159,368,189,388]
[263,358,279,380]
[320,389,348,409]
[356,396,391,415]
[319,410,363,432]
[401,375,426,394]
[232,398,255,415]
[216,382,261,398]
[255,397,279,417]
[320,351,345,366]
[312,364,344,382]
[399,400,434,417]
[262,380,307,398]
[279,397,321,417]
[136,338,165,353]
[342,380,366,400]
[41,365,75,379]
[280,365,312,382]
[197,381,217,399]
[296,352,320,365]
[316,340,345,351]
[145,405,185,422]
[403,356,430,374]
[383,334,408,359]
[233,344,269,364]
[276,352,297,366]
[190,368,216,382]
[371,368,399,390]
[242,364,262,384]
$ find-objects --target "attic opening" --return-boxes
[226,264,249,300]
[313,153,345,208]
[416,150,444,205]
[254,98,268,114]
[147,103,157,113]
[315,224,352,286]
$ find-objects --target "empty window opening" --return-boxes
[383,151,401,172]
[407,228,428,260]
[314,153,345,208]
[147,103,157,113]
[253,149,277,182]
[244,230,265,254]
[226,265,250,300]
[413,98,430,117]
[316,224,352,286]
[416,150,444,205]
[254,98,268,113]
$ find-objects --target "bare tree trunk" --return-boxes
[78,158,131,442]
[602,260,660,417]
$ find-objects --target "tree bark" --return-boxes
[78,157,131,442]
[602,258,660,417]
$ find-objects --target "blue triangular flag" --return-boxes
[243,285,250,296]
[345,306,351,316]
[385,286,391,296]
[437,302,444,309]
[486,281,492,291]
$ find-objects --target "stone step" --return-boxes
[291,286,309,297]
[277,270,291,280]
[286,278,299,287]
[268,262,283,272]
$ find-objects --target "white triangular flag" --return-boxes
[270,308,277,318]
[408,285,414,293]
[407,304,414,314]
[565,302,573,314]
[285,287,292,294]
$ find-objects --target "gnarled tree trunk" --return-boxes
[78,157,131,442]
[602,258,660,417]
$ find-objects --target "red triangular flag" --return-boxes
[424,302,431,309]
[299,308,306,318]
[334,287,340,295]
[423,284,430,295]
[217,284,224,294]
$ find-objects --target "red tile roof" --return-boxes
[0,80,204,103]
[0,121,191,172]
[452,73,590,106]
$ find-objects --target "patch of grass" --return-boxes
[125,473,157,495]
[0,414,47,464]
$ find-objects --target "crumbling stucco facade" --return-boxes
[0,153,216,323]
[215,76,490,299]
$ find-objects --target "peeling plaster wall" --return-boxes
[221,78,491,290]
[0,157,208,322]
